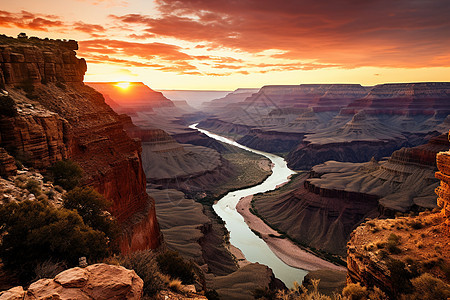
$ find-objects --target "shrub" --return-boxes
[119,251,165,296]
[63,187,118,246]
[386,233,402,254]
[0,200,109,282]
[342,283,368,300]
[33,259,66,280]
[156,250,196,284]
[50,160,83,190]
[26,179,41,196]
[0,95,17,117]
[409,273,450,300]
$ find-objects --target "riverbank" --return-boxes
[237,195,346,271]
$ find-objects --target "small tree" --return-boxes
[50,160,83,190]
[63,187,119,250]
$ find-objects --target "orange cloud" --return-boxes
[111,0,450,68]
[0,10,63,31]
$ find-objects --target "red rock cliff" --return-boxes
[435,130,450,224]
[0,35,161,253]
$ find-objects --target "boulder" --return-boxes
[1,264,143,300]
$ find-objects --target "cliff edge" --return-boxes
[0,35,161,253]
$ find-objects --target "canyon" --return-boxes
[1,33,449,299]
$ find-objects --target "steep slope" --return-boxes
[0,35,161,253]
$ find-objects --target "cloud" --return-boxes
[79,39,201,74]
[0,10,64,31]
[111,0,450,68]
[79,39,192,61]
[0,10,110,37]
[73,22,106,37]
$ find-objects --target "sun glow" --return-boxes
[115,82,130,90]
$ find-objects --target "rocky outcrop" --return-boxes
[0,148,16,177]
[0,264,143,300]
[346,212,449,298]
[0,108,70,169]
[0,35,86,86]
[435,131,450,223]
[0,35,161,253]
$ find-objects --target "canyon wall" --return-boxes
[0,35,161,253]
[435,130,450,223]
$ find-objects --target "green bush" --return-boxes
[0,200,109,281]
[0,95,17,117]
[156,250,196,284]
[50,160,83,190]
[63,187,118,246]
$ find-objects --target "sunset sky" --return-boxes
[1,0,449,90]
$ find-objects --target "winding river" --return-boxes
[190,124,307,287]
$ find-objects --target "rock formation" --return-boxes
[0,148,17,177]
[0,35,161,253]
[197,82,449,168]
[345,132,450,298]
[435,130,450,224]
[86,82,174,109]
[0,264,143,300]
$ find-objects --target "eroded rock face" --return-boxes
[435,131,450,222]
[0,148,17,177]
[0,36,86,86]
[0,35,161,253]
[0,264,143,300]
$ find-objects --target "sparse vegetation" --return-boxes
[0,200,110,282]
[409,273,450,300]
[118,250,165,296]
[386,233,402,254]
[342,283,367,300]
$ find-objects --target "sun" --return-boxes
[115,82,131,90]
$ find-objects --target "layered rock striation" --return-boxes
[435,131,450,223]
[0,35,161,253]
